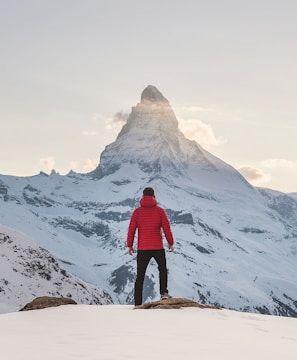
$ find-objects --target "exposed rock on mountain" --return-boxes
[92,85,222,180]
[0,226,113,313]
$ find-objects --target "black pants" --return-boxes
[134,249,168,306]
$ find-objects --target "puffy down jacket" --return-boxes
[127,196,174,250]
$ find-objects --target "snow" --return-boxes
[1,152,297,315]
[1,305,297,360]
[1,85,297,315]
[0,225,112,313]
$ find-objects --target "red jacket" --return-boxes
[127,196,174,250]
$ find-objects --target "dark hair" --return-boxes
[143,187,155,196]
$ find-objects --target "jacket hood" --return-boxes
[140,196,157,208]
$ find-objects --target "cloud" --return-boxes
[81,131,97,136]
[237,166,272,185]
[67,159,98,173]
[181,106,216,113]
[83,158,98,171]
[40,156,55,171]
[105,112,129,131]
[69,161,79,171]
[261,158,297,169]
[178,118,226,147]
[92,112,129,132]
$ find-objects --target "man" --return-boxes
[127,187,174,306]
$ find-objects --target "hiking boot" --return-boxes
[161,293,172,301]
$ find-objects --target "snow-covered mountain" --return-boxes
[0,225,113,313]
[0,85,297,315]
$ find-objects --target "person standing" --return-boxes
[127,187,174,306]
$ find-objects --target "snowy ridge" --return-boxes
[0,85,297,316]
[0,225,112,313]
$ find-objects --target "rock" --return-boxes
[135,297,220,310]
[141,85,169,103]
[19,296,77,311]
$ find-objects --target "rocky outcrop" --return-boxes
[135,297,220,310]
[19,296,77,311]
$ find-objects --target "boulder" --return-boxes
[19,296,77,311]
[135,297,220,310]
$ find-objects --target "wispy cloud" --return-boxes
[178,118,226,147]
[181,105,216,113]
[40,156,55,171]
[92,112,128,131]
[261,158,297,169]
[69,161,79,171]
[81,131,97,136]
[237,166,272,185]
[83,158,98,171]
[105,112,129,131]
[67,159,98,173]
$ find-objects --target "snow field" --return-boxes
[1,305,297,360]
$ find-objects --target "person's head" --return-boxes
[143,187,155,197]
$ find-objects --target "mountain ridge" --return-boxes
[0,85,297,316]
[0,225,113,313]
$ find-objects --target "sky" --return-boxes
[0,0,296,193]
[1,304,297,359]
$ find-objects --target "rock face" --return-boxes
[20,296,77,311]
[141,85,169,103]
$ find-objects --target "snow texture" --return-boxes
[1,305,297,360]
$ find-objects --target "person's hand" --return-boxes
[169,244,174,252]
[128,247,133,255]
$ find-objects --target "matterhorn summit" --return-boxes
[93,85,248,195]
[0,85,297,315]
[140,84,169,103]
[93,85,186,179]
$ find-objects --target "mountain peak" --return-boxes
[92,86,220,180]
[141,85,169,103]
